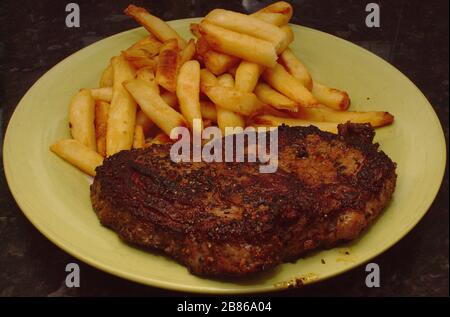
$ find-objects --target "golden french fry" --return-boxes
[136,109,154,135]
[199,21,277,68]
[94,101,109,157]
[215,74,245,134]
[251,12,288,26]
[200,101,217,121]
[190,23,201,38]
[205,9,288,52]
[50,139,104,176]
[235,61,263,93]
[127,36,162,57]
[200,68,220,91]
[90,87,113,102]
[295,105,394,127]
[136,66,156,83]
[204,85,264,116]
[251,115,338,133]
[196,37,240,75]
[277,25,294,53]
[106,56,137,156]
[122,48,158,70]
[156,39,180,92]
[69,89,97,151]
[254,82,298,111]
[124,78,187,136]
[124,4,186,48]
[311,82,350,111]
[160,90,178,108]
[262,63,318,107]
[177,60,202,132]
[279,48,313,90]
[133,125,145,149]
[179,39,196,65]
[254,1,293,20]
[99,63,113,87]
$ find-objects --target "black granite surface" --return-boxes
[0,0,448,297]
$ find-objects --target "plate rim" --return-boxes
[3,19,447,294]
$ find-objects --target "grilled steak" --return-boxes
[91,123,396,276]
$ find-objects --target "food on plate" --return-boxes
[51,139,103,176]
[262,63,318,107]
[279,48,313,90]
[94,101,110,157]
[106,55,137,156]
[176,60,203,132]
[254,82,298,111]
[216,73,245,135]
[49,2,398,278]
[124,78,187,136]
[312,81,350,111]
[91,123,397,276]
[133,125,145,149]
[124,4,186,48]
[155,39,180,92]
[199,21,278,68]
[90,87,113,102]
[68,89,97,151]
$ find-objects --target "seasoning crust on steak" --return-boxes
[91,123,397,277]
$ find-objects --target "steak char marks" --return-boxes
[91,123,397,276]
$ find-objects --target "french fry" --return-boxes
[199,21,277,68]
[177,60,202,133]
[277,25,294,53]
[124,4,186,48]
[179,39,196,65]
[133,125,145,149]
[311,82,350,111]
[262,63,318,107]
[69,89,97,151]
[295,105,394,127]
[99,63,113,87]
[90,87,113,102]
[156,39,180,92]
[200,68,220,91]
[279,48,313,90]
[124,78,187,136]
[251,115,338,133]
[254,1,293,20]
[136,66,156,83]
[123,49,157,70]
[200,101,217,122]
[106,56,137,156]
[216,74,245,134]
[160,90,178,108]
[136,109,154,135]
[251,12,288,26]
[203,85,264,116]
[205,9,288,51]
[196,37,240,75]
[94,101,110,157]
[50,139,104,176]
[254,82,298,111]
[127,35,162,57]
[235,61,263,93]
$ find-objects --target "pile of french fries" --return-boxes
[51,2,394,177]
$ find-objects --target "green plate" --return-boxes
[3,18,446,293]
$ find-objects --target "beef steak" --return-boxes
[90,123,397,276]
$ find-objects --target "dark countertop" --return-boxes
[0,0,448,297]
